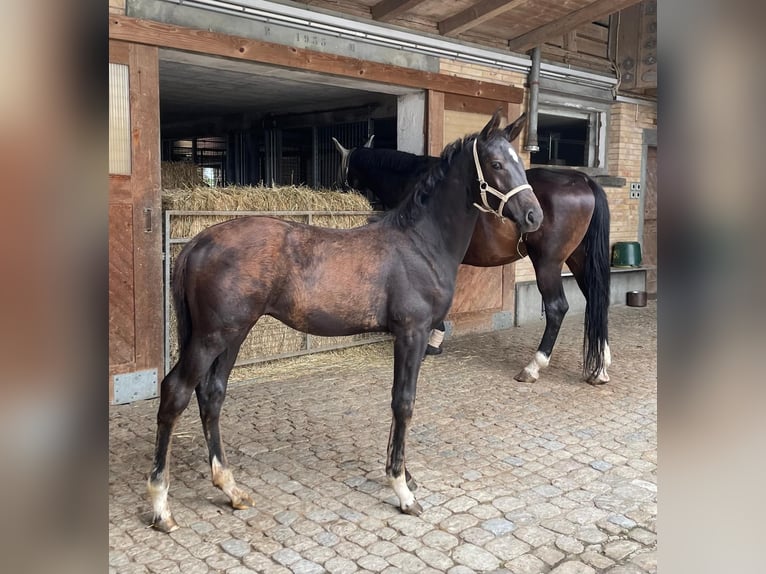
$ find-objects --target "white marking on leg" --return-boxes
[604,342,612,369]
[522,351,549,380]
[428,329,445,348]
[212,456,253,509]
[147,476,173,525]
[212,456,236,494]
[390,473,415,511]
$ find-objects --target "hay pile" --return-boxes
[161,161,204,188]
[162,184,373,239]
[162,183,372,212]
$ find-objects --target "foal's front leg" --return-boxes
[387,328,427,515]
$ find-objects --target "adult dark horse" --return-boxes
[148,111,542,532]
[334,122,611,385]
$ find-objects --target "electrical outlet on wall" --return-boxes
[630,182,642,199]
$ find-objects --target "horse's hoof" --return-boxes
[402,500,423,516]
[586,372,610,385]
[587,377,609,386]
[424,345,443,356]
[151,516,179,533]
[514,369,537,383]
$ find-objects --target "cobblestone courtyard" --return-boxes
[110,302,657,574]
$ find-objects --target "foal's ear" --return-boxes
[479,108,504,141]
[363,134,375,148]
[503,113,527,143]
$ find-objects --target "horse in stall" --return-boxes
[333,117,611,385]
[148,111,542,532]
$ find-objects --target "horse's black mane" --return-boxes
[379,134,476,229]
[351,147,432,175]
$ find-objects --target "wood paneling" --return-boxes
[507,0,639,52]
[643,145,657,294]
[439,0,528,37]
[128,43,163,370]
[109,15,523,103]
[451,265,503,314]
[109,204,135,365]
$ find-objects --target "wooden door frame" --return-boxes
[109,40,163,402]
[639,128,657,249]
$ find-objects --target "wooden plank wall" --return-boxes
[428,92,522,335]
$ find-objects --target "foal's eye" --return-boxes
[491,161,502,170]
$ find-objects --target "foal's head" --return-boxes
[471,111,543,233]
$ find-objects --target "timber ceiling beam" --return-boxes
[439,0,528,37]
[371,0,430,22]
[507,0,641,52]
[108,15,523,103]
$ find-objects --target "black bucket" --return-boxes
[626,290,647,307]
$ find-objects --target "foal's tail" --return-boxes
[171,241,195,357]
[582,177,611,379]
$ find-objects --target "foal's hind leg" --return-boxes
[515,264,568,383]
[196,333,254,510]
[148,342,221,532]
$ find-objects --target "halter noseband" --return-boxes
[472,139,532,219]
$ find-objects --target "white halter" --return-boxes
[472,139,532,218]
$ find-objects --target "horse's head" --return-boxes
[332,135,374,191]
[473,111,543,233]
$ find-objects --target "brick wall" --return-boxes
[607,103,657,245]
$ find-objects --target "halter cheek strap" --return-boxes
[472,139,532,218]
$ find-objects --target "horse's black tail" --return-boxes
[582,176,611,380]
[171,241,195,358]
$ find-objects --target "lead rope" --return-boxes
[516,234,528,259]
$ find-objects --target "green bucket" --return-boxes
[611,241,642,267]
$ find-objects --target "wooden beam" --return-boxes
[109,15,523,103]
[371,0,428,22]
[439,0,527,37]
[445,93,507,116]
[507,0,641,52]
[427,90,444,156]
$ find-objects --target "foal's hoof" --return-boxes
[151,515,179,533]
[402,500,423,516]
[424,345,443,357]
[231,490,255,510]
[514,368,538,383]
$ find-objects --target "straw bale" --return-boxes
[161,161,204,188]
[162,184,373,239]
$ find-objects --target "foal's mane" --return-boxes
[379,133,477,229]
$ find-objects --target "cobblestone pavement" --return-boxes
[110,302,656,574]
